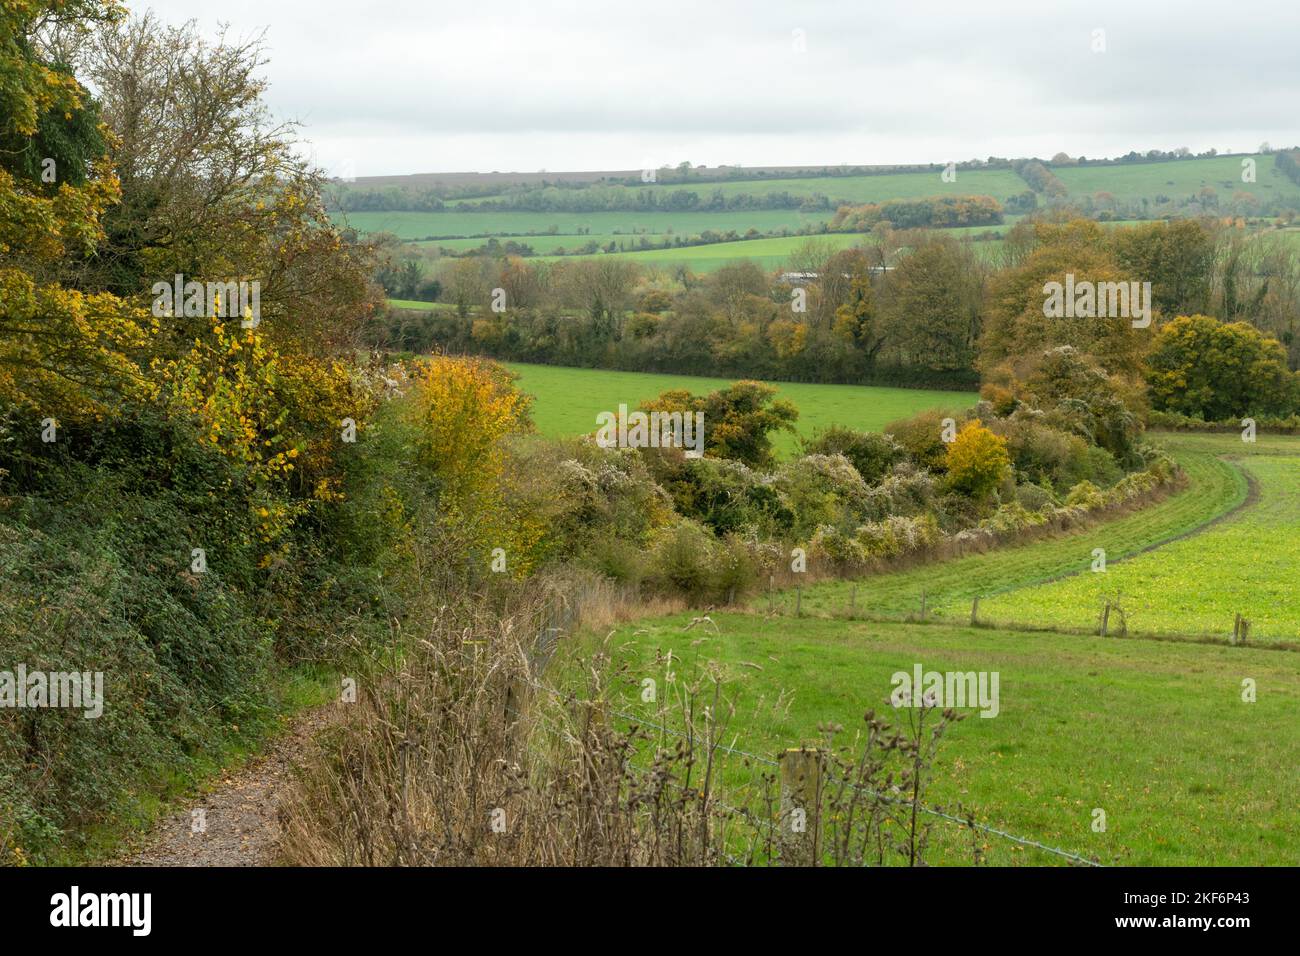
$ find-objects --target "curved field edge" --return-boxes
[574,611,1299,866]
[755,433,1250,626]
[980,449,1300,641]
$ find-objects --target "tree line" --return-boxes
[380,215,1300,415]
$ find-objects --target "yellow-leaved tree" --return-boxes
[945,419,1011,501]
[404,356,541,573]
[0,0,150,420]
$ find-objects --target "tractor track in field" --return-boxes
[976,455,1258,600]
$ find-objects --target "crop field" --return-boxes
[577,611,1299,865]
[535,233,870,272]
[339,209,824,241]
[477,167,1031,206]
[503,362,977,456]
[335,155,1300,287]
[411,233,679,254]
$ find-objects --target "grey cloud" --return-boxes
[144,0,1300,173]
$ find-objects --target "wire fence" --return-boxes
[765,582,1298,650]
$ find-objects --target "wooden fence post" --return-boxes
[849,584,857,617]
[970,595,980,627]
[920,590,927,620]
[779,747,824,866]
[795,585,802,617]
[1100,602,1111,637]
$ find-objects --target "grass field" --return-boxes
[1052,154,1300,203]
[340,209,824,241]
[572,431,1300,865]
[443,167,1032,207]
[976,434,1300,641]
[503,362,977,457]
[385,297,451,311]
[779,432,1253,623]
[535,233,870,272]
[411,233,681,254]
[581,611,1298,865]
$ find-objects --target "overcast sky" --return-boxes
[145,0,1300,178]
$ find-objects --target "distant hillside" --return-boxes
[331,150,1300,267]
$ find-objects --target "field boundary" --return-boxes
[767,605,1300,653]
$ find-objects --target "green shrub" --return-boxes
[656,456,793,537]
[774,454,871,539]
[862,465,939,520]
[808,524,868,569]
[884,408,959,472]
[1014,482,1057,512]
[647,521,718,597]
[1064,480,1105,508]
[802,426,906,484]
[712,533,763,598]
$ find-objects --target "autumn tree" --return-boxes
[945,420,1011,500]
[0,0,149,418]
[1146,315,1298,419]
[1109,219,1214,318]
[979,219,1149,380]
[80,12,380,355]
[642,380,798,470]
[881,236,984,374]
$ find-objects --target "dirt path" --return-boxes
[122,707,332,867]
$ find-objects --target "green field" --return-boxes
[976,434,1300,640]
[385,297,450,311]
[462,167,1029,206]
[412,233,681,254]
[1052,154,1300,203]
[341,209,824,241]
[587,611,1298,865]
[503,362,977,457]
[780,432,1253,622]
[535,233,870,273]
[578,430,1300,865]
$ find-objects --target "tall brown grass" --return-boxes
[277,569,971,867]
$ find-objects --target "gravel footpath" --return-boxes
[122,707,332,867]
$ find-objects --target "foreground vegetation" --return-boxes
[585,612,1299,865]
